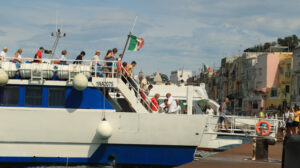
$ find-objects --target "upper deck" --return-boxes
[0,58,156,113]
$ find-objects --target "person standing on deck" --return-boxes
[60,50,68,65]
[166,93,177,114]
[218,98,229,131]
[0,47,8,61]
[91,50,102,76]
[33,47,44,63]
[73,51,86,64]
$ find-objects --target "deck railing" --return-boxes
[1,57,158,113]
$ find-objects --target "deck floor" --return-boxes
[177,141,283,168]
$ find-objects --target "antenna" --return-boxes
[50,15,66,59]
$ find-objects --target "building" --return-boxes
[292,47,300,105]
[170,69,192,84]
[253,52,292,115]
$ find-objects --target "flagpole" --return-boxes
[122,16,138,57]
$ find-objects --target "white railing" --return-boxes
[204,115,282,137]
[1,57,119,80]
[120,66,159,113]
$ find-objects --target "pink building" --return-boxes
[252,53,280,114]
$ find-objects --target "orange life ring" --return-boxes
[256,120,271,136]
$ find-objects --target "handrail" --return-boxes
[120,66,159,112]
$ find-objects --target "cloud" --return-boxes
[1,0,300,76]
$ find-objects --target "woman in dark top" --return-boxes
[73,51,85,64]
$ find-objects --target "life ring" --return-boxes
[256,120,271,136]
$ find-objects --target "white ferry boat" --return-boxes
[0,57,214,166]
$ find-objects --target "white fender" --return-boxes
[0,69,8,86]
[97,119,113,139]
[73,73,88,91]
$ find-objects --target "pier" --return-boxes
[178,141,282,168]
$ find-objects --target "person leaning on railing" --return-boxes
[12,48,22,64]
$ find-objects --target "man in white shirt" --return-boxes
[60,50,68,65]
[0,47,8,61]
[166,93,177,114]
[159,99,168,114]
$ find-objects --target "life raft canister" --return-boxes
[256,120,271,136]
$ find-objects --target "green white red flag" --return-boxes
[128,35,144,51]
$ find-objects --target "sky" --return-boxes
[1,0,300,76]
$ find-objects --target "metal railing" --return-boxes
[119,66,159,113]
[204,115,282,137]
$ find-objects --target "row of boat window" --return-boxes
[1,86,65,107]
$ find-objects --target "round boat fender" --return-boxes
[256,120,271,136]
[0,69,8,86]
[97,119,113,139]
[73,73,88,91]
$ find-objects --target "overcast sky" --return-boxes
[1,0,300,76]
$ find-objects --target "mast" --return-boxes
[50,28,66,59]
[121,16,138,58]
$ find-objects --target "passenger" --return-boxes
[91,50,103,77]
[165,93,177,114]
[112,48,118,75]
[218,98,229,131]
[175,99,182,114]
[60,50,68,65]
[140,76,150,104]
[33,47,44,63]
[73,51,86,64]
[121,62,128,84]
[259,107,265,119]
[293,106,300,134]
[159,99,168,114]
[104,50,114,77]
[134,72,144,84]
[284,107,294,135]
[127,61,137,92]
[117,54,123,76]
[206,105,214,115]
[12,48,22,64]
[0,47,8,61]
[146,84,153,96]
[151,93,160,113]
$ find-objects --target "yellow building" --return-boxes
[265,53,293,109]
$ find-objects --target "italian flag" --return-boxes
[128,35,144,51]
[203,64,210,73]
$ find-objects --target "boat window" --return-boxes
[0,86,19,105]
[48,87,65,107]
[25,86,42,106]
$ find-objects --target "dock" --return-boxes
[177,141,282,168]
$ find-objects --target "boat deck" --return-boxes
[177,141,282,168]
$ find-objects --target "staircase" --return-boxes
[117,79,148,113]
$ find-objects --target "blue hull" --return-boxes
[0,144,196,166]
